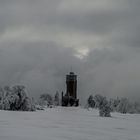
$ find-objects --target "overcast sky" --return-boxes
[0,0,140,103]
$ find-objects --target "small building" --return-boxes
[62,72,79,106]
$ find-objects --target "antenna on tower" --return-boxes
[70,66,73,72]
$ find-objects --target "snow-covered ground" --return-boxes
[0,107,140,140]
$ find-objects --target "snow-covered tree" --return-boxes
[99,97,111,117]
[117,98,129,114]
[54,91,60,106]
[109,97,120,112]
[87,94,111,117]
[0,85,36,111]
[0,87,3,101]
[85,93,140,114]
[87,95,95,108]
[94,94,105,109]
[134,102,140,113]
[39,93,53,107]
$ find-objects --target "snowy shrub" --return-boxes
[87,95,95,108]
[36,104,44,110]
[94,94,105,109]
[117,98,129,114]
[118,100,140,114]
[38,99,49,107]
[20,97,36,111]
[39,93,53,107]
[109,98,120,112]
[109,97,140,114]
[134,102,140,113]
[54,91,60,106]
[0,98,10,110]
[88,94,111,117]
[86,93,140,114]
[99,97,111,117]
[127,102,137,114]
[0,85,36,111]
[0,88,3,102]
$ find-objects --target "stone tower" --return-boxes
[62,72,79,106]
[66,72,77,99]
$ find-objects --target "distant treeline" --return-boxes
[0,85,140,117]
[87,94,140,114]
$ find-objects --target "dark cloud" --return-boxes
[0,0,140,104]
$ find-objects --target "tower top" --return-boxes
[66,72,77,81]
[69,72,74,75]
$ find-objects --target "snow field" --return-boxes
[0,107,140,140]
